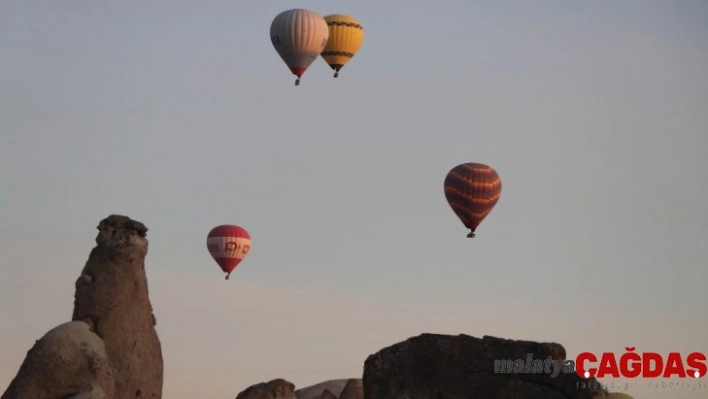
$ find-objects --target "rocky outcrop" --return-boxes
[363,333,609,399]
[2,215,163,399]
[235,378,296,399]
[295,379,349,399]
[0,321,108,399]
[338,379,363,399]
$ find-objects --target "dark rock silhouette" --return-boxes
[363,333,609,399]
[2,215,163,399]
[235,378,296,399]
[338,379,363,399]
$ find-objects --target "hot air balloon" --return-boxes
[206,225,251,280]
[320,14,365,78]
[444,163,502,238]
[270,9,329,86]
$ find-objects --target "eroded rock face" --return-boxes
[64,384,107,399]
[72,215,162,398]
[363,333,608,399]
[235,378,296,399]
[2,215,163,399]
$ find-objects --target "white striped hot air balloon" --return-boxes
[270,9,329,86]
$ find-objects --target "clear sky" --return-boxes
[1,1,707,398]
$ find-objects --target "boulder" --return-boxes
[363,333,608,399]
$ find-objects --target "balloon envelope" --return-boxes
[207,225,251,279]
[270,9,329,85]
[444,163,502,238]
[321,14,364,77]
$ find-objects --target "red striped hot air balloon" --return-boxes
[206,225,251,280]
[444,163,502,238]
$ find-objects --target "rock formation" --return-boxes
[337,379,363,399]
[2,215,163,399]
[0,321,109,399]
[295,379,349,399]
[235,378,296,399]
[363,333,609,399]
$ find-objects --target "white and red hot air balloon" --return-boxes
[206,225,251,280]
[270,8,329,86]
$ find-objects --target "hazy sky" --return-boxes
[2,1,707,398]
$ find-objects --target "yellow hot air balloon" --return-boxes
[270,9,329,86]
[321,14,364,78]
